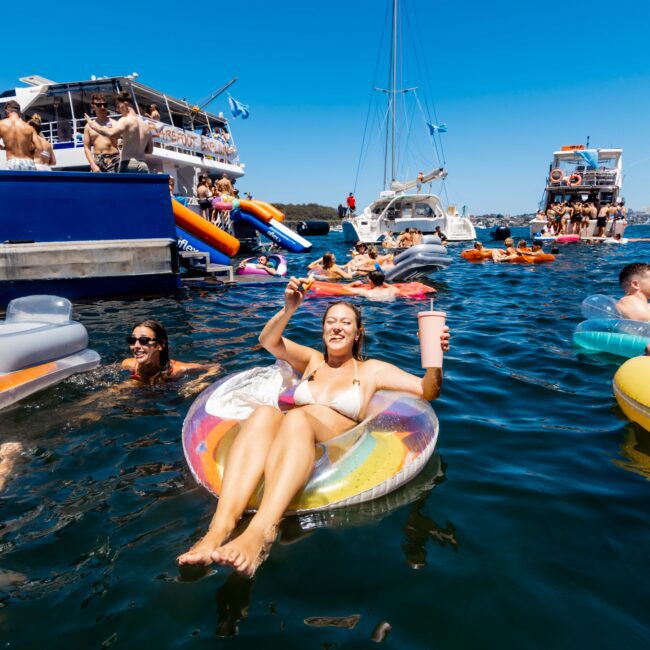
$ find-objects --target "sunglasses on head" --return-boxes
[126,335,157,346]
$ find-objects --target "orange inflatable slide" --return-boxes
[172,199,240,257]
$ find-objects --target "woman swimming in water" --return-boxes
[178,277,449,575]
[122,320,218,387]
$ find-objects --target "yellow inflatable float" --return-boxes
[613,356,650,431]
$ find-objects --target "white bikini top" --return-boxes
[293,359,362,421]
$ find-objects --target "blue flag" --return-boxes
[427,122,447,134]
[576,149,598,169]
[228,94,250,119]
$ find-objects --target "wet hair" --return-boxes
[28,113,42,133]
[5,100,20,115]
[517,240,528,248]
[322,252,335,269]
[322,301,364,361]
[474,241,483,249]
[368,270,385,287]
[368,246,378,260]
[114,91,132,106]
[619,263,650,290]
[134,320,171,381]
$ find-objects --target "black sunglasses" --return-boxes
[93,102,108,107]
[126,335,157,346]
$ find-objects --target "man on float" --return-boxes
[617,263,650,322]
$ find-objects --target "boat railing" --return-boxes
[548,168,619,189]
[42,117,240,166]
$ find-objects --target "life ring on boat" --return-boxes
[236,255,288,276]
[549,168,564,184]
[568,173,582,187]
[613,356,650,432]
[182,363,439,513]
[573,295,650,358]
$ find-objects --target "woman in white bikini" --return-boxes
[178,276,450,575]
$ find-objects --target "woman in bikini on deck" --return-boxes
[178,277,450,575]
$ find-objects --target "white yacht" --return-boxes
[529,144,626,238]
[0,74,245,196]
[343,0,475,244]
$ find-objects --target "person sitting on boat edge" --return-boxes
[0,100,38,171]
[308,252,353,280]
[177,279,450,575]
[122,320,220,388]
[346,269,400,300]
[84,91,153,173]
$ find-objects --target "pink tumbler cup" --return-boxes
[417,311,446,368]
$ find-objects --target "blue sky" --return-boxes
[2,0,650,214]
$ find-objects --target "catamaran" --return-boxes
[343,0,475,244]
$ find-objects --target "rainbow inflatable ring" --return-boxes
[182,363,439,513]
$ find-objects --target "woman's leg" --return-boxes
[178,405,283,565]
[213,409,318,575]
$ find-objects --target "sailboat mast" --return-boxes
[391,0,397,183]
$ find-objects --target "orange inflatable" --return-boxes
[307,280,435,299]
[252,200,285,222]
[461,249,493,261]
[238,199,274,222]
[172,199,240,257]
[509,254,555,264]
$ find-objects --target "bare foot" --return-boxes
[212,522,277,577]
[178,527,232,566]
[0,442,23,491]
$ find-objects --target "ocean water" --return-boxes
[1,227,649,649]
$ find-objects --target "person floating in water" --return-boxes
[178,278,449,575]
[238,255,279,276]
[616,263,650,322]
[347,269,399,300]
[123,320,220,389]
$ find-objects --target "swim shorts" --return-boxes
[93,152,120,173]
[6,158,36,171]
[119,158,150,174]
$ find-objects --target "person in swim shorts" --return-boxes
[0,100,38,170]
[83,93,120,173]
[178,280,450,575]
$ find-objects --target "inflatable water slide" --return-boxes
[230,200,312,253]
[172,199,240,266]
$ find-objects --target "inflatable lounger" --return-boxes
[0,296,100,409]
[573,294,650,359]
[384,237,452,282]
[306,280,435,299]
[183,363,439,513]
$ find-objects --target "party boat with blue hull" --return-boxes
[0,74,252,306]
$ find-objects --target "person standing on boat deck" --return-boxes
[0,100,38,171]
[145,104,160,121]
[215,173,234,197]
[83,93,120,173]
[27,114,56,170]
[177,281,449,575]
[346,192,356,216]
[416,171,424,193]
[84,92,153,173]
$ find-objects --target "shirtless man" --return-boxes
[616,263,650,322]
[596,203,609,237]
[0,100,38,170]
[348,269,399,300]
[215,173,234,196]
[83,93,120,173]
[85,91,153,173]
